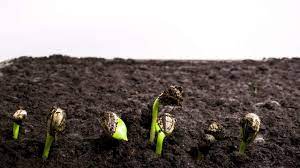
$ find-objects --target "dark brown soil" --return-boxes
[0,55,299,168]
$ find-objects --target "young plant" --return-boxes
[239,113,261,154]
[100,111,128,141]
[155,113,176,155]
[42,107,66,159]
[12,108,27,140]
[149,85,183,144]
[196,121,223,159]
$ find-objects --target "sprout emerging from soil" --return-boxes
[149,85,183,144]
[100,111,128,141]
[195,122,223,160]
[208,122,222,133]
[12,108,27,140]
[239,113,261,154]
[155,113,176,155]
[205,121,224,140]
[42,107,66,159]
[204,134,216,144]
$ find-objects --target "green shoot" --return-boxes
[42,107,66,159]
[155,131,166,155]
[149,97,160,143]
[155,113,176,155]
[42,133,55,159]
[239,113,260,154]
[239,140,247,153]
[12,108,27,140]
[149,86,183,144]
[13,122,20,140]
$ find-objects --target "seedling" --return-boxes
[12,108,27,140]
[195,122,223,160]
[100,111,128,141]
[149,85,183,144]
[155,113,176,155]
[42,107,66,159]
[239,113,261,154]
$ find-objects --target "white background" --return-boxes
[0,0,299,61]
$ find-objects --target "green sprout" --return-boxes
[239,113,261,154]
[42,107,66,159]
[149,85,183,144]
[155,113,176,155]
[12,108,27,140]
[100,111,128,141]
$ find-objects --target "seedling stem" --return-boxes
[155,131,166,155]
[239,141,247,154]
[42,133,54,159]
[149,97,160,143]
[13,122,20,140]
[42,107,66,159]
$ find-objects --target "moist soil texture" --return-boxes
[0,55,299,168]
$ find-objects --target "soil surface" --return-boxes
[0,55,299,168]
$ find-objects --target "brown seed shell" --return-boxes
[159,85,183,106]
[158,113,176,135]
[99,111,118,135]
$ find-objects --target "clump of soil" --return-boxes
[0,55,299,168]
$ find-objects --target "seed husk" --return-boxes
[99,111,128,141]
[240,113,261,144]
[47,107,66,136]
[100,111,118,136]
[159,85,183,106]
[157,113,176,135]
[13,109,27,124]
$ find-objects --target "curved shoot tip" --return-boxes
[42,133,55,159]
[159,85,183,106]
[158,113,176,135]
[100,111,128,141]
[47,107,66,136]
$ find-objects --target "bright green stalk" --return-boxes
[239,141,247,154]
[13,122,20,140]
[155,131,166,155]
[149,97,160,144]
[42,133,55,159]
